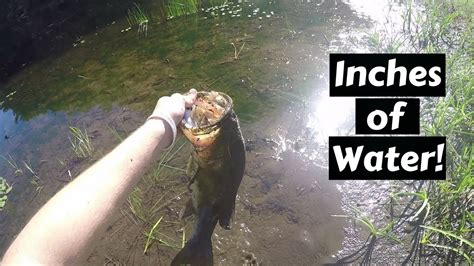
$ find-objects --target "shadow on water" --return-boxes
[0,0,154,83]
[0,0,397,264]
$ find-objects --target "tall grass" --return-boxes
[166,0,199,19]
[1,155,23,176]
[127,2,149,36]
[401,1,473,264]
[69,126,94,158]
[339,1,473,264]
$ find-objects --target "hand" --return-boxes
[146,89,197,148]
[151,89,197,125]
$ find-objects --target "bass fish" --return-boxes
[172,91,246,266]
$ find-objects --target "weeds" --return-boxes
[69,126,94,158]
[23,159,43,195]
[166,0,199,19]
[361,0,472,263]
[403,1,473,263]
[23,160,39,181]
[1,155,23,176]
[0,177,12,211]
[127,2,149,36]
[124,138,190,254]
[333,206,400,243]
[338,0,473,264]
[231,42,245,60]
[107,124,124,143]
[144,216,163,253]
[143,216,186,253]
[128,187,146,222]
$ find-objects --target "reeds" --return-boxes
[69,126,94,158]
[1,155,23,176]
[127,3,149,36]
[166,0,199,19]
[23,159,43,194]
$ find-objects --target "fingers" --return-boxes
[183,88,197,108]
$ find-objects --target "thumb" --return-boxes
[184,89,197,108]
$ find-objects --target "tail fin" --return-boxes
[171,207,217,266]
[171,236,213,266]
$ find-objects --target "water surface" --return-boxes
[0,0,411,264]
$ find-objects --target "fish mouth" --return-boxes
[180,91,233,148]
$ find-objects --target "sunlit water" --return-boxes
[0,0,419,263]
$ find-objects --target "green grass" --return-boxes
[23,159,43,195]
[355,0,473,264]
[107,124,125,143]
[166,0,199,19]
[144,216,164,253]
[128,187,146,222]
[127,2,149,36]
[0,177,12,211]
[1,155,23,176]
[333,206,400,243]
[125,137,190,253]
[142,216,186,253]
[68,126,94,158]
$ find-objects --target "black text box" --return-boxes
[329,136,446,180]
[355,98,420,134]
[329,54,445,97]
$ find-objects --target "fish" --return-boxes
[172,91,246,266]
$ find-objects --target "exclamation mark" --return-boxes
[435,144,444,172]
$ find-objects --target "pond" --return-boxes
[0,0,425,264]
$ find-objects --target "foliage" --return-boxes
[1,155,23,176]
[0,177,12,211]
[344,0,473,264]
[127,2,149,36]
[165,0,199,19]
[69,126,94,158]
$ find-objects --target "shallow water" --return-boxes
[0,0,415,264]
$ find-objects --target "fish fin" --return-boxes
[219,138,246,230]
[171,237,213,266]
[179,198,195,220]
[172,207,216,266]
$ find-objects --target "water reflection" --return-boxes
[306,89,354,145]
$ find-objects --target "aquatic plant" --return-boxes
[107,125,124,143]
[127,3,149,36]
[333,206,400,243]
[165,0,199,19]
[231,42,245,60]
[68,126,94,158]
[1,155,23,176]
[23,160,39,181]
[127,187,146,223]
[151,139,187,181]
[23,159,43,194]
[0,177,12,211]
[144,216,163,253]
[144,216,186,253]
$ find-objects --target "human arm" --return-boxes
[2,89,196,265]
